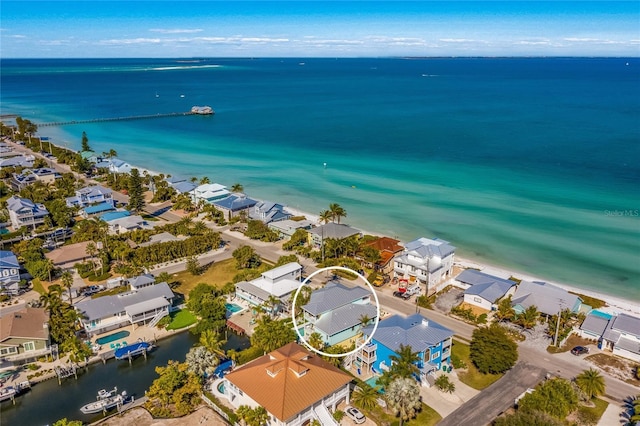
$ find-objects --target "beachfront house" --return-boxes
[301,282,377,347]
[393,237,456,296]
[359,313,454,387]
[456,269,517,311]
[358,236,404,275]
[74,282,174,336]
[307,223,362,249]
[0,155,34,168]
[66,185,114,208]
[249,201,292,224]
[221,342,352,426]
[172,181,198,196]
[0,308,52,364]
[511,281,583,317]
[268,219,314,239]
[193,183,230,203]
[7,195,49,230]
[108,158,132,174]
[0,251,21,295]
[213,194,258,220]
[127,274,156,290]
[138,231,186,247]
[235,262,303,314]
[578,312,640,363]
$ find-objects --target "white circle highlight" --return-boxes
[291,266,381,358]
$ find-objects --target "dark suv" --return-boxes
[570,346,589,356]
[393,291,411,300]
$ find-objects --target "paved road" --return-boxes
[438,362,548,426]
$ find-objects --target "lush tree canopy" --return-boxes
[251,318,297,353]
[518,378,578,419]
[470,324,518,374]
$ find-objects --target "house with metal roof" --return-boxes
[10,168,61,191]
[127,274,156,290]
[221,342,351,426]
[268,219,314,238]
[172,181,198,195]
[107,215,154,234]
[212,194,258,219]
[307,223,362,248]
[108,158,132,174]
[193,183,230,203]
[249,201,292,224]
[235,262,302,314]
[360,313,454,387]
[66,185,114,208]
[600,313,640,362]
[511,281,582,317]
[577,311,613,340]
[74,282,174,336]
[81,201,116,218]
[100,210,131,223]
[302,282,376,347]
[0,250,21,295]
[393,237,456,296]
[7,195,49,230]
[0,308,52,364]
[457,270,517,311]
[0,155,34,168]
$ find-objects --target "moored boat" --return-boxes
[80,387,128,414]
[191,105,214,115]
[114,340,153,360]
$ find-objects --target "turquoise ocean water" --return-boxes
[1,58,638,301]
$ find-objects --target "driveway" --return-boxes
[437,362,547,426]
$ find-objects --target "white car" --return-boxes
[344,406,366,424]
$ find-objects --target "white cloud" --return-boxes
[439,38,484,43]
[149,28,203,34]
[98,38,163,46]
[11,35,27,39]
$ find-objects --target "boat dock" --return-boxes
[226,320,245,336]
[37,110,202,127]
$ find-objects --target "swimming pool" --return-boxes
[217,381,226,394]
[225,303,243,313]
[96,330,130,345]
[365,376,382,389]
[590,310,613,319]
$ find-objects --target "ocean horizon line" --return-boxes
[2,55,639,60]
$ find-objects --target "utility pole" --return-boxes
[554,299,565,347]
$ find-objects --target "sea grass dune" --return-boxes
[1,57,639,304]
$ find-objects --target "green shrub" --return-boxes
[477,313,488,324]
[237,346,264,365]
[435,375,456,393]
[450,352,466,369]
[333,410,345,422]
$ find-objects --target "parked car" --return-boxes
[570,346,589,356]
[393,290,411,300]
[403,284,421,296]
[344,406,366,424]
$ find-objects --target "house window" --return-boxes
[431,351,440,361]
[473,297,482,303]
[23,342,36,352]
[1,347,17,355]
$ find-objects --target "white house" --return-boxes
[511,281,582,317]
[7,195,49,230]
[107,215,154,234]
[0,155,34,168]
[393,237,456,296]
[235,262,302,313]
[74,282,174,336]
[249,201,292,224]
[66,185,114,208]
[268,219,314,238]
[108,158,132,174]
[601,313,640,362]
[0,251,21,295]
[307,223,361,248]
[193,183,230,203]
[221,342,351,426]
[456,269,517,311]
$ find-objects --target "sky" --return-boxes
[1,1,639,58]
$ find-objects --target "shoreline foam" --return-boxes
[9,128,640,316]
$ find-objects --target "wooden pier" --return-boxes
[37,111,198,127]
[55,364,78,384]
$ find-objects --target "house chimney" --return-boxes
[421,318,429,326]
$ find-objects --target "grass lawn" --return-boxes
[452,339,503,390]
[166,309,198,330]
[172,258,239,296]
[364,403,441,426]
[575,397,609,424]
[547,334,593,354]
[31,278,45,295]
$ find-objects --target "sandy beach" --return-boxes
[11,136,640,317]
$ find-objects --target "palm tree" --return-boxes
[388,344,420,379]
[517,305,539,329]
[60,270,74,304]
[199,329,227,357]
[185,345,219,377]
[494,295,515,322]
[231,183,243,193]
[575,368,606,399]
[351,384,379,411]
[386,377,422,426]
[307,332,325,351]
[236,405,253,426]
[329,203,347,224]
[265,295,280,318]
[319,210,333,224]
[359,313,372,327]
[199,176,211,185]
[86,241,98,274]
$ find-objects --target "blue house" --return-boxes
[302,282,377,347]
[212,194,258,220]
[360,313,454,387]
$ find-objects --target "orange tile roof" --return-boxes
[225,343,352,422]
[363,237,403,253]
[0,308,49,343]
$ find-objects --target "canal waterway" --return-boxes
[0,330,250,426]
